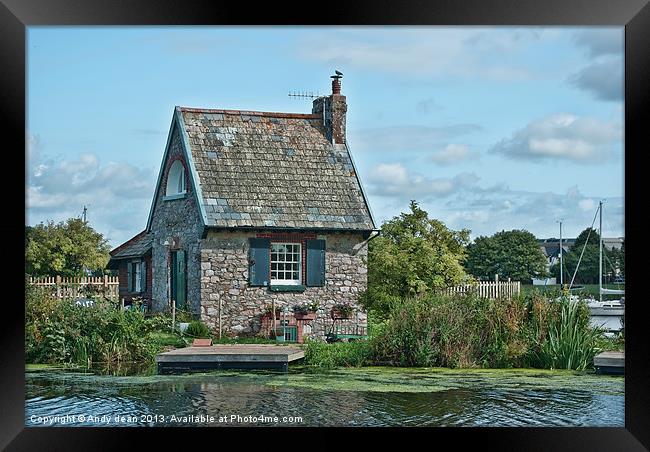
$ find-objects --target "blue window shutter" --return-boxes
[127,263,133,292]
[141,260,147,292]
[249,238,270,286]
[176,250,186,308]
[306,239,326,286]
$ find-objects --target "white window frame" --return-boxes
[166,160,186,196]
[130,260,143,293]
[270,242,302,285]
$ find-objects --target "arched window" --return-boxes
[166,160,186,196]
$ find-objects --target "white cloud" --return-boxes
[430,143,477,165]
[490,113,621,162]
[297,28,544,80]
[579,198,596,211]
[369,163,409,185]
[26,149,157,247]
[367,163,479,198]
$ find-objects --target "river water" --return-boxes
[25,366,623,427]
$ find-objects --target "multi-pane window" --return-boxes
[270,243,301,285]
[128,260,144,293]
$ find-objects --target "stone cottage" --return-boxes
[108,74,377,340]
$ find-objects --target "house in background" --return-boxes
[537,238,575,271]
[108,74,377,340]
[534,236,624,285]
[107,231,153,305]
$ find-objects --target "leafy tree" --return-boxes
[550,227,603,285]
[25,218,111,277]
[465,230,548,282]
[573,227,600,249]
[362,201,470,315]
[551,245,600,285]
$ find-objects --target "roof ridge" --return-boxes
[178,106,320,119]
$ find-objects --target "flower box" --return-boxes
[331,309,352,320]
[294,312,317,321]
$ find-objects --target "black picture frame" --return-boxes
[3,0,648,449]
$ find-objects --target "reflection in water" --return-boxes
[25,367,624,427]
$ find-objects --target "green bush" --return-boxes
[184,320,211,338]
[174,308,196,323]
[368,293,531,368]
[26,284,159,366]
[304,339,372,369]
[366,292,602,370]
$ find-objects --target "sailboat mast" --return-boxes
[599,200,603,303]
[559,220,563,287]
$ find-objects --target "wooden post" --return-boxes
[272,299,276,339]
[218,298,222,339]
[172,299,176,333]
[495,274,499,299]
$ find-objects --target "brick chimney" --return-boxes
[312,73,347,144]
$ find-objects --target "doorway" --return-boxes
[170,249,186,310]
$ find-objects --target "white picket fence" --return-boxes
[445,278,521,300]
[28,275,119,300]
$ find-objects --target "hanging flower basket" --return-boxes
[293,302,318,321]
[331,303,353,319]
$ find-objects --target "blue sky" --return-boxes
[26,27,624,248]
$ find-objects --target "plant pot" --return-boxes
[178,322,190,333]
[331,310,351,320]
[294,312,316,321]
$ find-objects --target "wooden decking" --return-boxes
[594,351,624,375]
[155,344,304,373]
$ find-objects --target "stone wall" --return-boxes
[149,122,203,314]
[199,230,368,339]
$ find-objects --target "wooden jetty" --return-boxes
[156,344,304,373]
[594,351,624,375]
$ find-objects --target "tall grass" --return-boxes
[361,292,602,370]
[368,294,533,368]
[25,284,165,366]
[304,339,373,369]
[529,298,601,370]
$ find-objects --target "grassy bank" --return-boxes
[305,293,613,371]
[25,285,192,368]
[27,285,616,373]
[25,284,281,369]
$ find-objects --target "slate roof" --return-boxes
[178,107,375,231]
[109,231,153,260]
